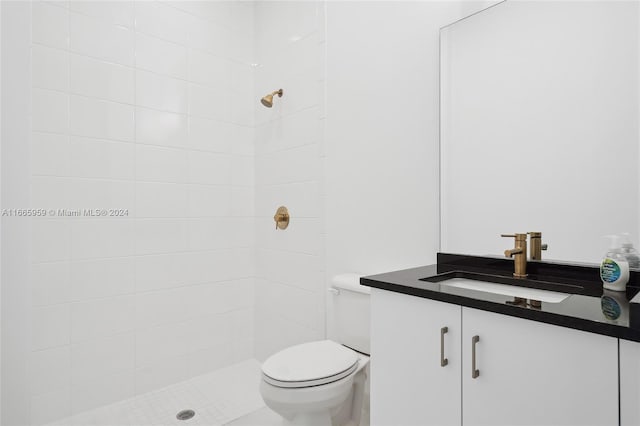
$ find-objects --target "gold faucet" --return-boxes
[528,232,548,261]
[501,233,528,278]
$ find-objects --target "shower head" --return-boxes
[261,89,283,108]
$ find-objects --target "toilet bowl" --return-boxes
[259,274,371,426]
[260,340,369,426]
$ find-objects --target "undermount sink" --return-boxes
[440,278,570,303]
[420,271,581,303]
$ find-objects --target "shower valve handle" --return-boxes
[273,206,290,230]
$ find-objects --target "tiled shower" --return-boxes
[29,0,256,422]
[3,1,324,424]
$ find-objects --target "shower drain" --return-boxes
[176,409,196,421]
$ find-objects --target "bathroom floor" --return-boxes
[46,360,282,426]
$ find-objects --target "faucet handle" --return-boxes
[501,233,527,241]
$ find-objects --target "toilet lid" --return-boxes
[262,340,359,388]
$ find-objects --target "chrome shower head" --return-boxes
[261,89,283,108]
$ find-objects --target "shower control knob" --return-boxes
[274,206,290,230]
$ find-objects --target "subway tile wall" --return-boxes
[253,1,326,361]
[29,1,255,424]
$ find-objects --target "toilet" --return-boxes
[260,274,370,426]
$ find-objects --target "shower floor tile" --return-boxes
[224,407,281,426]
[46,359,271,426]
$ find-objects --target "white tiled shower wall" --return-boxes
[253,1,326,361]
[29,2,255,424]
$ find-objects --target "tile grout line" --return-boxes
[65,1,73,418]
[34,86,250,128]
[132,0,139,397]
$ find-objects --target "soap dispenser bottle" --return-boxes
[619,233,640,269]
[600,235,630,292]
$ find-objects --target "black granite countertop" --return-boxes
[361,253,640,342]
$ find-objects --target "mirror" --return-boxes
[440,0,639,264]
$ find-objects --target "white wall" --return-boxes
[22,2,255,424]
[325,2,465,281]
[253,1,326,361]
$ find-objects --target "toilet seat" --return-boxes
[262,340,359,389]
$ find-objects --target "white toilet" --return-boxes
[260,274,370,426]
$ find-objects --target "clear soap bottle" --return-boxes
[619,233,640,270]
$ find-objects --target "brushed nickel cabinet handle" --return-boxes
[472,335,480,379]
[440,327,448,367]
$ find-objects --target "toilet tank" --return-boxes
[327,274,370,354]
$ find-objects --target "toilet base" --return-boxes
[282,410,332,426]
[261,358,369,426]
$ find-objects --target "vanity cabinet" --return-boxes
[462,307,617,426]
[620,339,640,426]
[371,288,461,426]
[370,288,619,426]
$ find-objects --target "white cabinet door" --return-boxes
[620,339,640,426]
[370,288,461,426]
[462,307,618,426]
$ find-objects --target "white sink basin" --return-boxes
[440,278,570,303]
